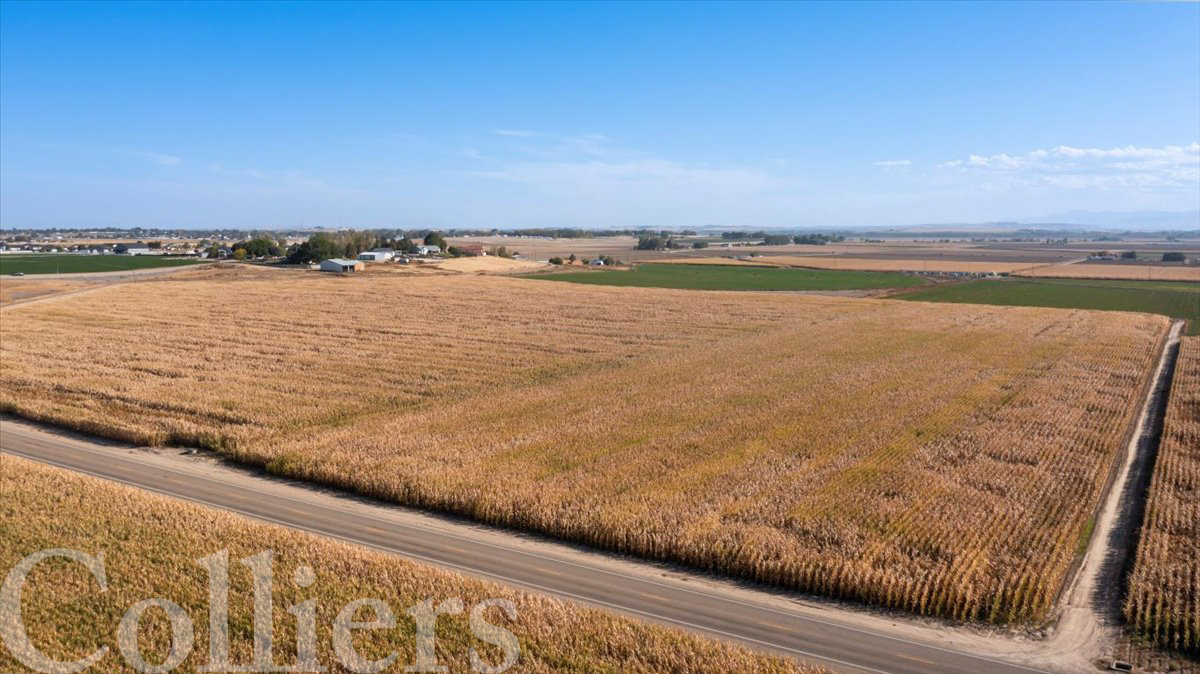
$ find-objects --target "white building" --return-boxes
[416,245,441,256]
[116,244,151,255]
[319,258,363,273]
[358,251,393,262]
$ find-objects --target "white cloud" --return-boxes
[874,159,911,167]
[472,158,785,195]
[938,142,1199,190]
[492,129,539,137]
[469,131,791,200]
[124,150,182,166]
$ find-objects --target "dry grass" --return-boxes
[650,257,778,266]
[445,236,640,261]
[0,457,812,673]
[1016,264,1200,282]
[757,256,1050,275]
[1125,336,1200,656]
[0,273,1169,624]
[438,257,550,274]
[0,278,93,305]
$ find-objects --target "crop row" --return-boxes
[1126,336,1200,655]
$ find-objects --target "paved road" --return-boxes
[1,421,1052,674]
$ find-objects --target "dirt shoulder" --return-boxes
[1044,320,1185,672]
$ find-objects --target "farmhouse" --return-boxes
[319,258,363,273]
[416,245,441,256]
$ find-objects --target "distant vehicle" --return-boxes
[11,271,25,276]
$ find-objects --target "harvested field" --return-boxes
[1017,263,1200,282]
[1125,336,1200,656]
[653,256,777,266]
[527,263,923,291]
[0,273,1169,624]
[0,278,93,305]
[437,256,549,274]
[445,235,647,262]
[0,457,811,673]
[756,256,1050,274]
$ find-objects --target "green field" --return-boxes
[900,277,1200,334]
[0,254,207,275]
[527,263,925,291]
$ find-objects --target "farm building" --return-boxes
[319,258,363,273]
[416,245,441,256]
[358,250,394,262]
[456,243,486,256]
[115,244,151,255]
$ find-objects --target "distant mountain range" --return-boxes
[1014,210,1200,230]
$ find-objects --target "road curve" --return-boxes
[0,420,1051,674]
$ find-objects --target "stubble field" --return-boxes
[755,256,1050,275]
[0,457,811,673]
[1125,336,1200,656]
[1016,263,1200,283]
[0,273,1169,624]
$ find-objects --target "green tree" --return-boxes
[232,249,248,261]
[286,232,343,263]
[424,232,447,251]
[636,235,672,250]
[692,241,708,249]
[549,257,563,265]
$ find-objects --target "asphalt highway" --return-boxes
[1,421,1054,674]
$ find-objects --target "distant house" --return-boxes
[115,244,151,255]
[319,258,363,273]
[416,245,441,256]
[456,243,486,256]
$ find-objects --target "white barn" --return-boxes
[358,251,393,262]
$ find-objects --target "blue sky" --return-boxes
[1,1,1198,229]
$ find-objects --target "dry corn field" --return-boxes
[0,272,1171,624]
[1125,336,1200,656]
[1016,263,1200,283]
[0,457,812,673]
[755,256,1050,275]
